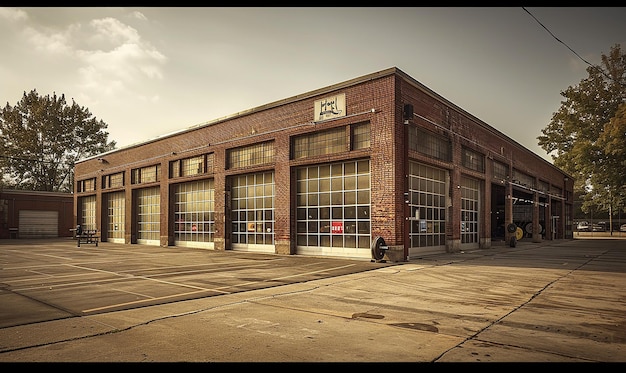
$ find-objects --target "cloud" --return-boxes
[89,17,141,46]
[0,7,28,22]
[77,42,165,84]
[129,10,147,21]
[22,23,79,54]
[80,18,166,95]
[15,12,167,103]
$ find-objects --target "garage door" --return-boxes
[18,210,59,238]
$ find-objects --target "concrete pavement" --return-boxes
[1,237,625,362]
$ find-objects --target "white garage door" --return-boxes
[19,210,59,238]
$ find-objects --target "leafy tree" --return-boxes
[0,90,116,192]
[596,102,626,218]
[538,44,626,221]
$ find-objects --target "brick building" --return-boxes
[73,67,574,261]
[0,189,74,239]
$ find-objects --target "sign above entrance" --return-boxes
[314,93,346,122]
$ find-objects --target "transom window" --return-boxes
[131,164,161,184]
[512,169,535,188]
[228,141,275,169]
[102,172,124,189]
[409,126,451,161]
[351,122,371,150]
[462,147,485,173]
[493,161,508,180]
[170,153,214,178]
[77,178,96,192]
[293,127,346,159]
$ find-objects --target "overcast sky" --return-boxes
[1,7,625,162]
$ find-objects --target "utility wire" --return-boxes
[522,7,621,86]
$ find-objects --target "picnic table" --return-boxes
[74,226,99,247]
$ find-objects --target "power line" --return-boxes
[522,7,595,67]
[522,7,621,86]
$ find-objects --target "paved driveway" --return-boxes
[0,238,392,326]
[1,237,625,362]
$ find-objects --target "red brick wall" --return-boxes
[74,68,572,252]
[0,190,74,238]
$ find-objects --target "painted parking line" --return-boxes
[82,263,360,314]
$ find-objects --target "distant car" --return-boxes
[620,224,626,232]
[591,224,606,232]
[577,221,590,231]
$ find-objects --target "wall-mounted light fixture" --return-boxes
[403,104,413,125]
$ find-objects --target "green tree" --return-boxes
[0,89,116,192]
[596,102,626,220]
[538,44,626,220]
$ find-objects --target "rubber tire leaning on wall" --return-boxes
[371,236,386,261]
[525,222,533,234]
[525,222,544,235]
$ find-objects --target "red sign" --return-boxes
[331,221,343,234]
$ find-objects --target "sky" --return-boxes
[1,7,625,163]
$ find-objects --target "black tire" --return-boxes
[371,236,386,261]
[525,222,533,234]
[506,223,517,233]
